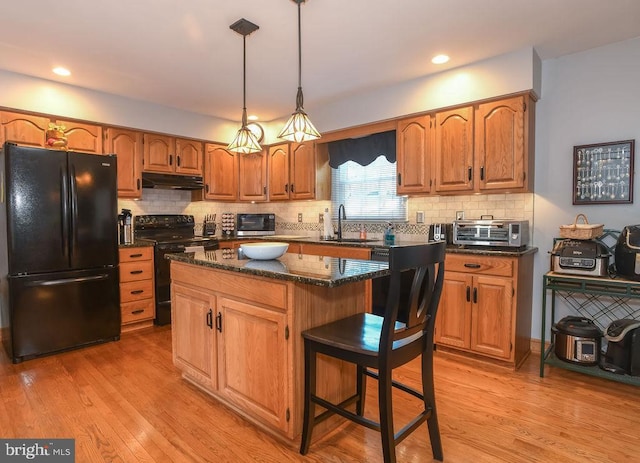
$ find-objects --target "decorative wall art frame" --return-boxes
[573,139,634,205]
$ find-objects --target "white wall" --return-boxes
[532,37,640,340]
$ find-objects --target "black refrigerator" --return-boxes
[0,142,120,363]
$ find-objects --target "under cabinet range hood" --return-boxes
[141,172,204,190]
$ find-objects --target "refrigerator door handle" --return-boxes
[60,167,70,260]
[69,164,78,257]
[25,274,110,287]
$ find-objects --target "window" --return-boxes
[331,155,407,221]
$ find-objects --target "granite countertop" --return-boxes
[118,239,155,249]
[166,249,390,288]
[214,234,538,256]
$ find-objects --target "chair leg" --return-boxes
[356,365,367,416]
[422,351,443,461]
[378,367,396,463]
[300,341,317,455]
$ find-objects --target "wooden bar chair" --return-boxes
[299,242,446,463]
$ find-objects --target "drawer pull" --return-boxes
[130,270,144,275]
[131,290,144,295]
[131,309,145,315]
[464,263,481,269]
[129,253,143,258]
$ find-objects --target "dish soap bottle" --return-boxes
[384,222,395,245]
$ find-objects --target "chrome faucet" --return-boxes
[337,204,346,240]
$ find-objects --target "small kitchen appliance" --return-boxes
[552,316,603,365]
[452,219,528,247]
[236,213,276,236]
[601,319,640,375]
[550,239,610,277]
[118,208,133,244]
[428,223,452,243]
[614,224,640,280]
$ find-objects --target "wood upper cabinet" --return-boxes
[0,111,49,147]
[217,296,289,433]
[143,133,175,173]
[203,143,238,201]
[105,127,143,198]
[268,143,290,201]
[55,120,103,153]
[143,134,203,175]
[239,149,268,201]
[435,253,534,369]
[269,142,317,201]
[396,115,434,194]
[434,106,474,193]
[474,95,533,192]
[289,142,316,199]
[175,138,203,175]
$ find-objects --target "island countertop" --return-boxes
[166,249,389,288]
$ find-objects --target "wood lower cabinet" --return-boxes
[287,242,371,260]
[435,252,534,369]
[170,260,368,441]
[105,127,143,198]
[119,247,155,331]
[0,111,49,147]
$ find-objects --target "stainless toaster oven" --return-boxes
[453,219,529,247]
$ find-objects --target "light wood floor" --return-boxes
[1,326,638,462]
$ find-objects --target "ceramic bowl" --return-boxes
[240,242,289,260]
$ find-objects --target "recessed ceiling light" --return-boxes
[53,67,71,76]
[431,54,450,65]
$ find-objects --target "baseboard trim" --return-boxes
[530,338,550,355]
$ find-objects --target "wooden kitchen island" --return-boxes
[167,250,389,443]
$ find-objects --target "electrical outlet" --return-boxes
[456,211,465,220]
[319,213,324,223]
[298,213,303,223]
[416,211,425,223]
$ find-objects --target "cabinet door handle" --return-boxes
[130,270,143,275]
[468,167,472,181]
[291,183,295,193]
[131,309,145,315]
[397,173,402,185]
[205,184,210,193]
[177,155,181,167]
[466,286,471,302]
[169,155,173,166]
[464,263,481,269]
[206,309,213,329]
[284,184,288,193]
[263,186,267,195]
[473,287,478,303]
[137,178,141,190]
[216,312,222,332]
[480,166,485,181]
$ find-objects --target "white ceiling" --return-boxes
[2,0,640,123]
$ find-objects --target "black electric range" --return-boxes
[134,214,219,325]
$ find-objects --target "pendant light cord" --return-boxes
[296,0,304,111]
[242,34,248,126]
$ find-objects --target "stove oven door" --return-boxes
[154,243,186,325]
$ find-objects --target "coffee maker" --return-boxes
[601,319,640,376]
[118,208,133,244]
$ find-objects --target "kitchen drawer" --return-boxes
[445,254,514,277]
[121,299,155,324]
[120,280,154,303]
[119,246,153,263]
[120,261,154,282]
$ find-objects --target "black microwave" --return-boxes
[236,213,276,236]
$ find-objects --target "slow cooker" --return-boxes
[552,316,603,365]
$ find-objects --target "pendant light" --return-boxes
[228,18,262,154]
[278,0,321,143]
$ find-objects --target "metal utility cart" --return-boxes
[541,271,640,386]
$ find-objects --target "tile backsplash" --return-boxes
[119,190,534,241]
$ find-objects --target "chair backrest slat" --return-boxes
[379,242,446,353]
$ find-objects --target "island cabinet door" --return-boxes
[172,283,217,390]
[216,297,289,435]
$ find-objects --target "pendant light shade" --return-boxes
[278,0,320,143]
[228,18,262,154]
